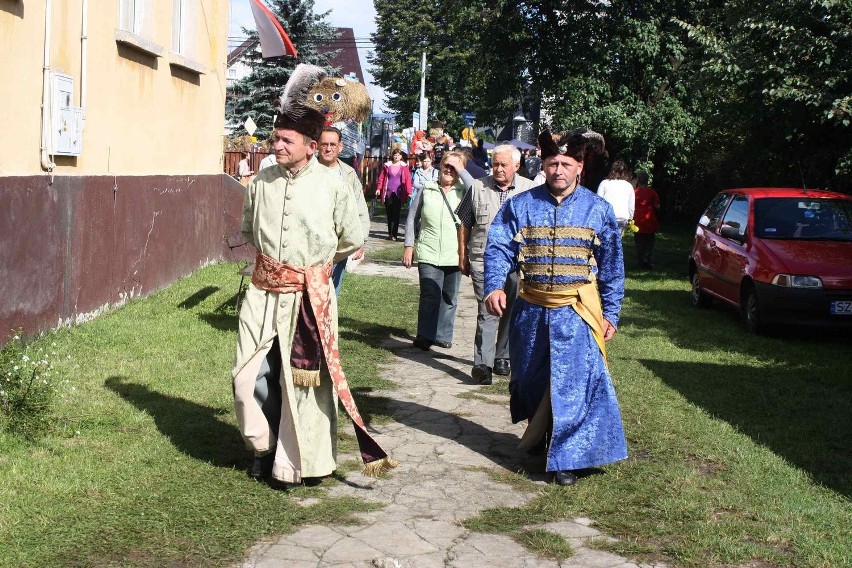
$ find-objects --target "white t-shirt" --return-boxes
[597,179,635,222]
[258,154,277,171]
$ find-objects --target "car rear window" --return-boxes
[755,197,852,240]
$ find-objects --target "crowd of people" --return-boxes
[232,63,663,492]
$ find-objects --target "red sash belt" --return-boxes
[251,252,398,476]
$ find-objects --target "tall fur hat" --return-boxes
[273,64,328,140]
[538,128,606,162]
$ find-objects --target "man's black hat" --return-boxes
[538,128,606,162]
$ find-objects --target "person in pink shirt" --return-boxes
[376,148,413,240]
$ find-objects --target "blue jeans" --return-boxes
[331,258,347,295]
[416,263,462,343]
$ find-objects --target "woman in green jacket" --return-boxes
[403,151,473,351]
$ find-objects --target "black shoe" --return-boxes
[267,477,302,491]
[413,337,432,351]
[493,358,511,376]
[472,364,492,385]
[249,453,274,480]
[433,340,452,349]
[554,470,578,486]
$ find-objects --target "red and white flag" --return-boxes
[249,0,298,58]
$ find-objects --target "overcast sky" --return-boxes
[229,0,388,110]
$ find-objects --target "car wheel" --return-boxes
[691,272,712,308]
[743,285,763,334]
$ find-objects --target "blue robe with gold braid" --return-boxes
[484,184,627,472]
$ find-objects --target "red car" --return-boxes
[688,188,852,333]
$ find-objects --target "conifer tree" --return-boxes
[227,0,337,142]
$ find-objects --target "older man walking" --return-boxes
[455,144,537,385]
[316,126,371,294]
[232,65,396,488]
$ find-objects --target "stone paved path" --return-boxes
[238,222,666,568]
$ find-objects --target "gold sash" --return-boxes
[519,281,607,362]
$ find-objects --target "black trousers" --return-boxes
[385,194,402,238]
[634,232,656,267]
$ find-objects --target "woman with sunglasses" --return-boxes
[403,151,474,351]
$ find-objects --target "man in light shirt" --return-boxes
[317,127,371,294]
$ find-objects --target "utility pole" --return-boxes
[418,52,428,132]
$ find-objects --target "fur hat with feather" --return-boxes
[273,64,328,141]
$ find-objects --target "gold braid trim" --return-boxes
[521,244,591,259]
[522,280,589,292]
[291,367,321,388]
[522,263,591,277]
[521,226,596,241]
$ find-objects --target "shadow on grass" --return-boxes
[625,288,852,354]
[621,228,694,279]
[105,376,247,470]
[198,295,240,332]
[625,226,852,498]
[338,316,410,349]
[178,286,220,309]
[640,359,852,498]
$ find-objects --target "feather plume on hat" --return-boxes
[273,64,328,140]
[279,64,327,117]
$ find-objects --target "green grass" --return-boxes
[514,528,574,560]
[366,202,410,261]
[0,266,418,568]
[2,229,851,567]
[461,228,852,567]
[368,242,407,262]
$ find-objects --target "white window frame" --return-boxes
[172,0,196,57]
[119,0,152,38]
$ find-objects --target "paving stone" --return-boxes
[559,547,633,567]
[536,520,602,539]
[574,516,597,527]
[320,538,387,564]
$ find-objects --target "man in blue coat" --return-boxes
[483,129,627,486]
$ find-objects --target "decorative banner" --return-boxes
[249,0,298,58]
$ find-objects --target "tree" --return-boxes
[227,0,337,142]
[370,0,490,135]
[370,0,850,219]
[678,0,852,192]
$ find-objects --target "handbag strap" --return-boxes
[437,185,461,228]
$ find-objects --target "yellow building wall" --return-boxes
[0,1,228,176]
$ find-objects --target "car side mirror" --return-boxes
[720,223,744,242]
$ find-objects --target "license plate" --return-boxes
[830,300,852,315]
